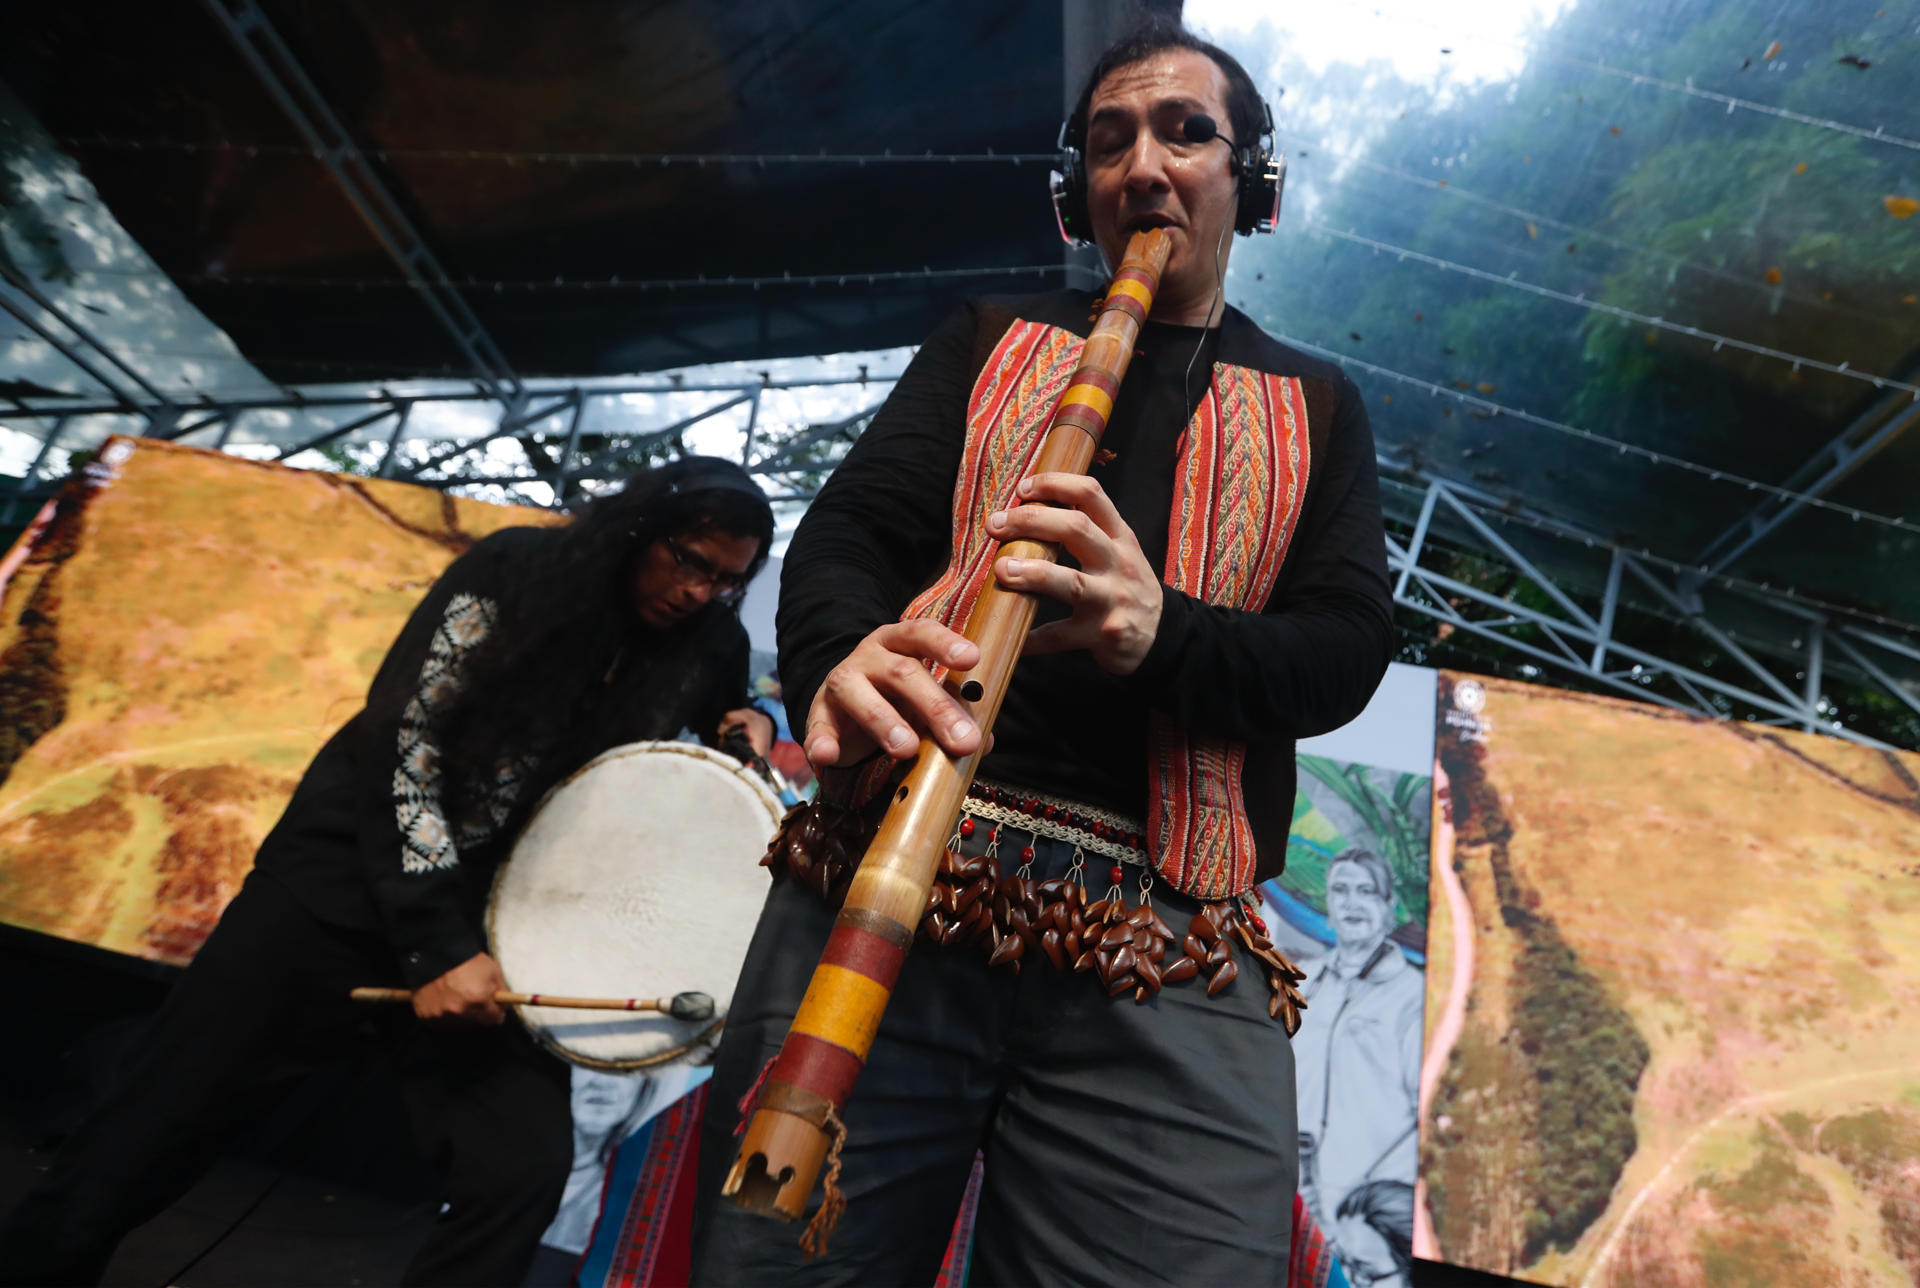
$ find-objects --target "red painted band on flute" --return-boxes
[1052,404,1109,438]
[766,1032,866,1110]
[1064,367,1120,401]
[1110,266,1162,292]
[820,922,908,992]
[1101,292,1148,326]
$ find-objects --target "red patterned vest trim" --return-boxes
[906,318,1311,899]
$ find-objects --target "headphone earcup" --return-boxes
[1235,145,1283,234]
[1050,133,1093,245]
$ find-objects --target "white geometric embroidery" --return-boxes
[395,593,531,875]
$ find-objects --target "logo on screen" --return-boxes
[1454,679,1486,715]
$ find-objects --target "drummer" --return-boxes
[0,457,777,1288]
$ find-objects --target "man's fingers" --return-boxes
[1022,621,1082,657]
[1018,471,1127,537]
[869,653,981,755]
[995,554,1089,607]
[988,503,1109,569]
[822,668,918,758]
[878,619,979,669]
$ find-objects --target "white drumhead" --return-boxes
[488,741,782,1069]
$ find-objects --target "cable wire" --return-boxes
[1274,130,1886,322]
[1301,222,1920,400]
[1270,330,1920,539]
[51,135,1059,166]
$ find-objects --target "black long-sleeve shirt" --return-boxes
[776,290,1393,884]
[253,526,751,985]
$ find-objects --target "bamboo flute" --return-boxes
[723,228,1174,1230]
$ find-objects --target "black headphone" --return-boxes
[1049,98,1285,247]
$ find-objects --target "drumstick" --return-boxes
[350,987,716,1020]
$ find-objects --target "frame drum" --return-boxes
[488,740,783,1069]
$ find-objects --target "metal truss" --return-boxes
[202,0,521,403]
[5,368,1915,747]
[0,373,898,521]
[1385,465,1919,748]
[1684,383,1920,591]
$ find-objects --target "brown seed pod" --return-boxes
[1145,910,1175,941]
[1112,943,1137,974]
[1189,913,1219,945]
[1099,924,1132,949]
[1039,878,1070,900]
[1041,928,1065,972]
[1131,927,1153,953]
[1074,948,1100,973]
[989,932,1025,967]
[992,894,1012,928]
[1136,955,1163,990]
[955,880,987,915]
[1183,934,1210,963]
[1207,939,1233,968]
[1085,898,1111,924]
[1063,928,1082,960]
[1207,958,1239,997]
[1106,900,1130,925]
[925,886,943,913]
[1106,972,1138,997]
[1009,906,1031,936]
[1161,956,1200,985]
[1127,905,1154,928]
[1146,937,1166,963]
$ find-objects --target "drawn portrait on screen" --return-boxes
[542,1068,665,1256]
[1259,753,1430,1278]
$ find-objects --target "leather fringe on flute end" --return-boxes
[797,1105,849,1261]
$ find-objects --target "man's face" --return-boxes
[631,526,760,630]
[1082,48,1242,318]
[1325,860,1392,953]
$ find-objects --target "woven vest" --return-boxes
[904,318,1313,899]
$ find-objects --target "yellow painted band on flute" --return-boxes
[1106,277,1154,311]
[790,962,890,1057]
[1058,383,1114,421]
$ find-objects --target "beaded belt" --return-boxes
[761,777,1307,1031]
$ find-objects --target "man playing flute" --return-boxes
[694,18,1393,1285]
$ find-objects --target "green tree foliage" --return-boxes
[1224,0,1920,736]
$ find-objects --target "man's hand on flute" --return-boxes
[804,620,985,769]
[987,472,1164,675]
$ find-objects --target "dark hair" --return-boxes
[1066,17,1267,157]
[1336,1180,1416,1275]
[433,455,772,795]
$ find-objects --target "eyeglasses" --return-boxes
[665,537,751,602]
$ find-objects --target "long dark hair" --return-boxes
[432,455,773,798]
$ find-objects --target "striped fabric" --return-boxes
[907,317,1310,900]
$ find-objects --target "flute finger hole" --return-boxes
[959,680,984,702]
[895,785,909,803]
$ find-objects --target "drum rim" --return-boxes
[486,739,783,1069]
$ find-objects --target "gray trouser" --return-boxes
[691,829,1297,1287]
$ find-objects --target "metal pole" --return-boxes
[1395,482,1439,600]
[377,403,415,478]
[551,394,589,506]
[1802,618,1825,733]
[1590,548,1624,673]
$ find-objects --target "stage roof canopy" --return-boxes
[1,0,1917,735]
